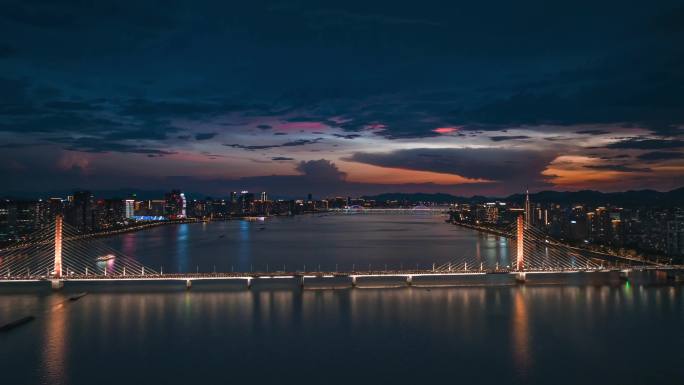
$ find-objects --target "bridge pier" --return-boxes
[185,279,192,290]
[246,278,252,289]
[300,275,305,289]
[515,272,527,284]
[406,275,413,286]
[351,276,357,288]
[50,279,64,290]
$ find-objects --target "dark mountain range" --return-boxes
[3,187,683,207]
[363,187,684,207]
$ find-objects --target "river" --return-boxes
[1,214,682,385]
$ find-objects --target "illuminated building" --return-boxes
[125,199,135,219]
[164,190,187,219]
[524,190,531,229]
[239,191,255,214]
[667,216,684,255]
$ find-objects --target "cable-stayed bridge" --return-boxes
[328,205,447,214]
[0,215,680,290]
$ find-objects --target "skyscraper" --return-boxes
[164,190,187,219]
[67,191,94,232]
[524,190,531,229]
[125,199,135,219]
[240,191,255,214]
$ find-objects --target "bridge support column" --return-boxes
[300,275,305,289]
[185,279,192,290]
[515,272,527,284]
[51,279,63,291]
[406,275,413,286]
[351,276,357,288]
[246,278,252,289]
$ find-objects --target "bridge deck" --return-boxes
[1,266,678,283]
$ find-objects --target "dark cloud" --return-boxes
[103,120,178,140]
[332,134,361,139]
[2,1,684,194]
[636,151,684,161]
[0,113,122,134]
[543,136,575,142]
[224,138,323,151]
[271,156,294,161]
[605,138,684,150]
[600,154,631,160]
[283,138,323,147]
[489,135,530,142]
[164,159,477,197]
[348,147,556,190]
[194,132,218,141]
[296,159,347,181]
[575,129,611,135]
[583,164,650,173]
[0,142,47,149]
[47,137,175,156]
[224,144,277,151]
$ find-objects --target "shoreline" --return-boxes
[447,220,660,266]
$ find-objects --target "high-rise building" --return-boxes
[125,199,135,219]
[239,191,255,214]
[48,198,63,219]
[667,216,684,256]
[67,191,95,232]
[229,191,238,214]
[260,192,268,202]
[483,202,499,223]
[164,190,187,219]
[524,190,531,229]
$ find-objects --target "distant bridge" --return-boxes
[0,215,681,290]
[329,205,448,214]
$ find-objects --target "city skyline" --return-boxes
[3,186,682,258]
[2,3,683,385]
[2,1,683,196]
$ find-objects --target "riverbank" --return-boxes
[448,219,664,266]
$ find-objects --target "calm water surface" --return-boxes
[103,214,512,272]
[1,215,682,385]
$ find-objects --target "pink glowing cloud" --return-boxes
[365,123,387,130]
[57,152,93,174]
[432,127,460,134]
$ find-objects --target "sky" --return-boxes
[1,0,683,198]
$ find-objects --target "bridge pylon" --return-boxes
[516,214,524,271]
[54,214,63,279]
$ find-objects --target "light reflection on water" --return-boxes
[0,282,682,385]
[42,294,68,385]
[175,224,189,273]
[1,215,683,384]
[102,215,512,273]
